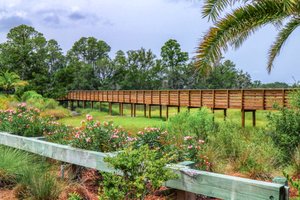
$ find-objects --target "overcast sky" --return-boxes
[0,0,299,84]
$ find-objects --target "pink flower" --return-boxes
[111,134,119,139]
[184,136,193,141]
[187,145,193,149]
[138,131,144,135]
[85,137,91,143]
[127,137,137,142]
[75,132,80,138]
[19,102,26,107]
[86,114,93,121]
[198,139,205,144]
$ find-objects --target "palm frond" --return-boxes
[196,0,290,72]
[202,0,250,21]
[267,17,300,73]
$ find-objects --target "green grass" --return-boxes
[59,102,272,133]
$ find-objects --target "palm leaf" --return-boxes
[196,0,291,72]
[202,0,250,21]
[267,17,300,72]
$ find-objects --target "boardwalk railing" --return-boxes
[59,89,295,127]
[0,132,289,200]
[62,89,292,110]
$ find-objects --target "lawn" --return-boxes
[58,102,271,133]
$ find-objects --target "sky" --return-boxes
[0,0,299,84]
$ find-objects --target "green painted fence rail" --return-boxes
[0,132,289,200]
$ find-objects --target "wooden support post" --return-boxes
[241,109,245,128]
[166,106,169,119]
[83,101,86,109]
[252,110,256,127]
[99,102,102,111]
[71,101,74,110]
[176,190,197,200]
[144,104,147,117]
[119,103,122,116]
[130,104,133,117]
[177,106,180,113]
[109,103,112,115]
[224,109,227,121]
[134,104,136,117]
[187,107,190,112]
[77,100,79,108]
[91,101,94,109]
[148,105,152,118]
[159,105,162,118]
[121,103,124,116]
[67,101,71,110]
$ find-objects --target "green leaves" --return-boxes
[0,70,28,93]
[198,0,300,74]
[101,145,177,200]
[268,17,300,72]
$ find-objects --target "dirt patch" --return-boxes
[0,189,17,200]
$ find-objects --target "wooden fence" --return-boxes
[59,89,295,127]
[0,132,289,200]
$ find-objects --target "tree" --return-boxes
[45,39,66,74]
[204,60,252,89]
[161,39,189,89]
[252,81,290,88]
[67,37,111,70]
[0,25,48,80]
[197,0,300,73]
[120,48,160,90]
[0,71,28,94]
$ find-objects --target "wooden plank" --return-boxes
[60,89,293,111]
[0,132,288,200]
[0,132,116,173]
[166,164,286,200]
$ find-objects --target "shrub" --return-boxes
[267,90,300,159]
[22,90,61,111]
[166,108,215,140]
[0,94,17,110]
[99,145,177,200]
[0,103,46,137]
[51,114,131,152]
[40,107,71,119]
[132,128,210,170]
[133,127,167,150]
[21,90,43,101]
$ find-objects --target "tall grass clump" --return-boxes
[0,146,60,199]
[205,122,282,179]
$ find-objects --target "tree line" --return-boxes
[0,25,292,98]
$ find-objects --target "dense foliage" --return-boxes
[100,145,177,200]
[0,24,293,99]
[268,90,300,160]
[197,0,300,73]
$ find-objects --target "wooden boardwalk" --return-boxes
[60,89,294,127]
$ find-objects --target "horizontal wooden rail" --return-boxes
[59,89,295,111]
[0,132,288,200]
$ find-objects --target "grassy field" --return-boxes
[59,102,272,133]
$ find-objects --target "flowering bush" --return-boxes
[0,103,47,137]
[133,127,167,150]
[181,135,211,170]
[132,127,211,170]
[67,114,131,152]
